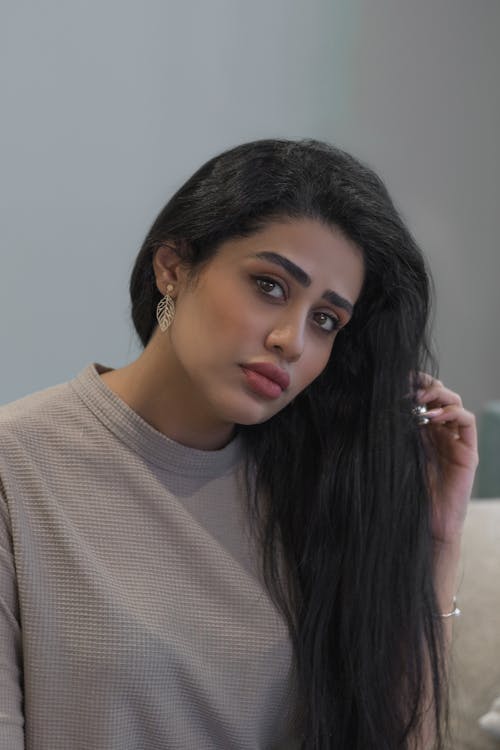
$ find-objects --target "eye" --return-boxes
[254,276,340,333]
[314,311,341,334]
[254,276,286,299]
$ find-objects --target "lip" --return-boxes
[240,362,290,391]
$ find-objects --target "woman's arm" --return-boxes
[0,485,25,748]
[411,376,479,748]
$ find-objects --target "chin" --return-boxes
[228,401,286,427]
[234,413,275,427]
[210,384,289,427]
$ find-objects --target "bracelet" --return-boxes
[437,596,461,618]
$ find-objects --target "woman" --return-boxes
[0,139,477,749]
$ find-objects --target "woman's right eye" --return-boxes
[254,276,286,300]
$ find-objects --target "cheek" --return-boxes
[211,295,246,330]
[204,286,265,345]
[175,287,253,360]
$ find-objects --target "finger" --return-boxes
[409,373,453,402]
[424,404,477,448]
[416,384,462,408]
[410,371,437,390]
[411,372,462,407]
[426,403,473,425]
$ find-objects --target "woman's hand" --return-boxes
[415,374,479,546]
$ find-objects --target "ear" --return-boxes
[152,244,188,297]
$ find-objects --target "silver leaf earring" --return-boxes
[156,284,175,332]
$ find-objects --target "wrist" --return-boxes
[432,537,462,616]
[435,596,461,619]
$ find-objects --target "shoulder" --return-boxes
[0,379,73,434]
[0,377,84,467]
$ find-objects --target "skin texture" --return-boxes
[101,218,365,450]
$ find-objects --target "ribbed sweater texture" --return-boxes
[0,364,297,749]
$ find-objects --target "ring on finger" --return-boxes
[412,404,430,425]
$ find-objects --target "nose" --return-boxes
[265,314,306,362]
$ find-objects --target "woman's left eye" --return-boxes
[314,312,340,333]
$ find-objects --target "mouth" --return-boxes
[240,366,284,400]
[239,362,290,391]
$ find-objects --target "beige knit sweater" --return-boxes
[0,363,298,749]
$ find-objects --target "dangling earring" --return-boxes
[156,284,175,332]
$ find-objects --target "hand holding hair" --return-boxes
[414,373,478,546]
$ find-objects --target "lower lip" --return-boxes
[240,367,283,399]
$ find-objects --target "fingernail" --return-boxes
[426,408,444,417]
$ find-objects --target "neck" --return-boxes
[99,330,236,451]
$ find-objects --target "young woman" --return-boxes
[0,139,477,749]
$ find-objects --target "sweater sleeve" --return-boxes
[0,482,24,748]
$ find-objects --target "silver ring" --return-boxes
[412,404,429,425]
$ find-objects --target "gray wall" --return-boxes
[1,0,499,414]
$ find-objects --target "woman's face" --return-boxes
[155,218,365,433]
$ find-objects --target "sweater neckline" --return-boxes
[70,363,243,477]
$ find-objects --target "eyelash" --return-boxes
[253,276,341,333]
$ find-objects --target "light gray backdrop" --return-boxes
[1,0,499,414]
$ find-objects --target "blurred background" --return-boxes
[1,0,499,489]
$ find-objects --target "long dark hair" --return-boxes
[130,139,447,749]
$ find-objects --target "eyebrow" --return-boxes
[252,251,354,315]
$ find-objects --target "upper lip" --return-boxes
[241,362,290,391]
